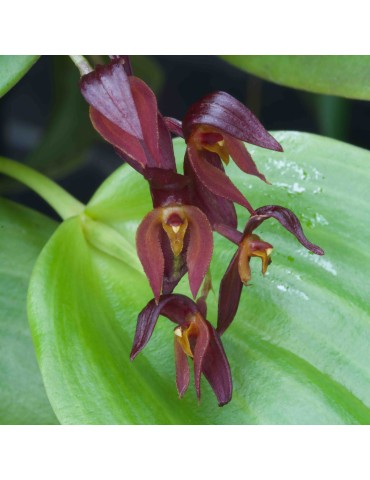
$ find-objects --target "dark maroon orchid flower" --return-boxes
[130,294,232,406]
[80,57,175,174]
[136,202,213,302]
[216,205,324,335]
[180,91,283,213]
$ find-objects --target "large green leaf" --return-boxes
[222,56,370,100]
[0,199,58,424]
[0,56,39,98]
[28,133,370,424]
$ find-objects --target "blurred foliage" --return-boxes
[222,55,370,100]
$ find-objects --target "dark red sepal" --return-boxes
[175,339,190,397]
[217,251,243,336]
[187,144,255,213]
[202,321,233,406]
[183,91,283,152]
[135,209,164,302]
[183,205,214,299]
[246,205,325,255]
[80,61,143,139]
[223,134,270,183]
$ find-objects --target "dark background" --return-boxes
[1,55,369,219]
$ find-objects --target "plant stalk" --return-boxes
[0,157,84,220]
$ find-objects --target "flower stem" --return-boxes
[69,55,93,76]
[0,157,85,220]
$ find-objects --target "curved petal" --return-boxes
[80,61,143,138]
[135,209,164,301]
[130,294,198,360]
[183,91,282,151]
[223,134,269,183]
[90,107,146,170]
[247,205,325,255]
[187,144,255,213]
[217,250,243,335]
[202,321,233,406]
[183,205,214,298]
[192,315,210,401]
[129,76,161,167]
[174,339,190,397]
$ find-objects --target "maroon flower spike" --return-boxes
[130,294,232,406]
[216,205,324,335]
[80,58,175,173]
[181,91,283,212]
[136,203,213,302]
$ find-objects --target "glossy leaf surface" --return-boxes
[0,199,58,424]
[222,56,370,100]
[0,55,39,98]
[29,133,370,424]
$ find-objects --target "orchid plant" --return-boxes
[78,55,323,405]
[1,55,369,425]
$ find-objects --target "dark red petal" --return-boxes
[187,144,255,213]
[129,76,161,168]
[174,339,190,397]
[184,152,237,229]
[136,209,164,302]
[217,250,243,335]
[80,61,143,139]
[193,315,210,401]
[223,134,269,183]
[202,320,233,406]
[183,205,214,299]
[130,294,198,360]
[213,223,243,245]
[183,91,283,151]
[164,117,184,138]
[90,107,146,169]
[248,205,325,255]
[157,114,177,171]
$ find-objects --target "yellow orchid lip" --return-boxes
[161,208,189,257]
[238,234,273,285]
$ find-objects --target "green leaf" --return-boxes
[28,133,370,424]
[0,199,58,424]
[222,55,370,100]
[0,55,39,98]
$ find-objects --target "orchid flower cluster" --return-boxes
[79,56,324,407]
